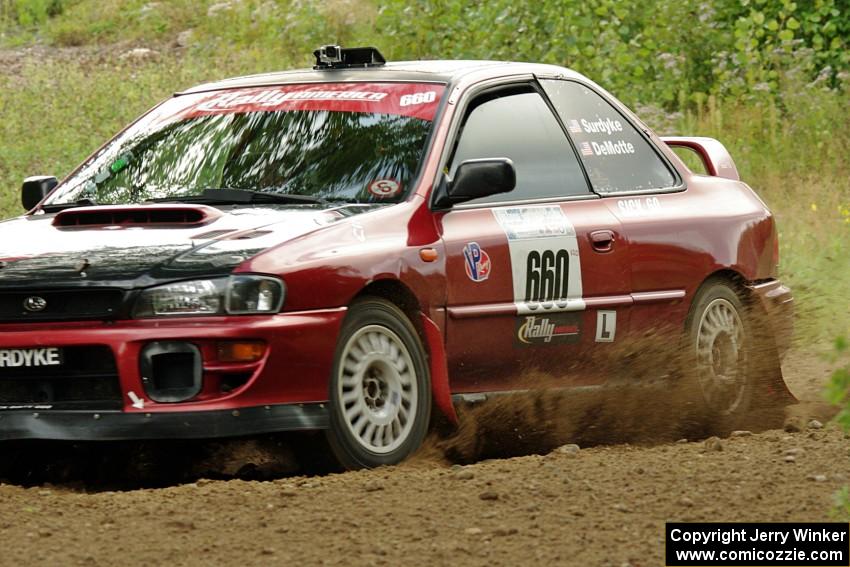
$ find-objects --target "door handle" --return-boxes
[589,230,615,253]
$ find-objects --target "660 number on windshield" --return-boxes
[399,91,437,107]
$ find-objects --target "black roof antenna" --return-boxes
[313,45,387,70]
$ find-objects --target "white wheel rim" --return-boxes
[337,324,418,454]
[695,298,747,414]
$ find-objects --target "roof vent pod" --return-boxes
[313,45,386,70]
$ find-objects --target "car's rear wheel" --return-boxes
[326,297,431,469]
[685,280,753,416]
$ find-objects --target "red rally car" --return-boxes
[0,46,793,469]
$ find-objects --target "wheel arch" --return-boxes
[691,269,762,318]
[353,279,457,425]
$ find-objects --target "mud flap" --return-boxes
[420,313,458,425]
[746,290,797,407]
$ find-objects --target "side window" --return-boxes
[449,89,590,204]
[540,79,677,194]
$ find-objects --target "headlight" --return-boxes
[133,276,285,318]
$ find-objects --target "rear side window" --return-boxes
[540,79,676,194]
[449,89,590,204]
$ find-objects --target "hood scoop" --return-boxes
[53,204,222,228]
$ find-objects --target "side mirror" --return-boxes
[433,158,516,209]
[22,175,58,211]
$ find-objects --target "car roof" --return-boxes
[178,60,587,95]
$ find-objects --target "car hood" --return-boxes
[0,204,364,288]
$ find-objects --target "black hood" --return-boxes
[0,204,361,289]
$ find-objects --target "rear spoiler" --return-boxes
[661,136,740,181]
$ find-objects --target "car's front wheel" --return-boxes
[326,297,431,469]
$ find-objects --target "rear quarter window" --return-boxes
[540,79,677,194]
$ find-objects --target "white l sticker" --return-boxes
[595,310,616,342]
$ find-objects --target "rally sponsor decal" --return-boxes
[0,347,63,368]
[367,178,402,198]
[595,310,616,342]
[515,313,581,346]
[616,196,662,217]
[175,83,445,122]
[462,242,491,282]
[493,206,584,315]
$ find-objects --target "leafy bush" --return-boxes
[376,0,848,109]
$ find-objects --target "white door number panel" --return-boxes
[493,206,584,315]
[0,347,63,368]
[595,310,617,342]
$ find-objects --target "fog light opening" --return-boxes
[139,342,203,403]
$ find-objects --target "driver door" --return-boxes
[438,83,631,393]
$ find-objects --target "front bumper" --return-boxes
[0,403,328,441]
[0,308,346,441]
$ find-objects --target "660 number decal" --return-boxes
[399,91,437,107]
[524,250,570,306]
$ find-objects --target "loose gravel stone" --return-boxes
[808,419,824,430]
[703,437,723,452]
[730,431,753,437]
[479,491,500,501]
[556,444,581,456]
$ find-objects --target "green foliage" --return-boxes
[826,336,850,432]
[0,0,69,29]
[376,0,849,108]
[1,0,847,109]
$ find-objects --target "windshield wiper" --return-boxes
[40,198,99,213]
[147,188,329,206]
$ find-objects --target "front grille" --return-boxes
[0,288,125,322]
[0,346,122,409]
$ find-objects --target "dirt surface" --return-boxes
[0,347,846,567]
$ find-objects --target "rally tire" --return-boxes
[684,280,754,418]
[326,297,431,470]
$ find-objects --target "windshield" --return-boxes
[45,82,446,207]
